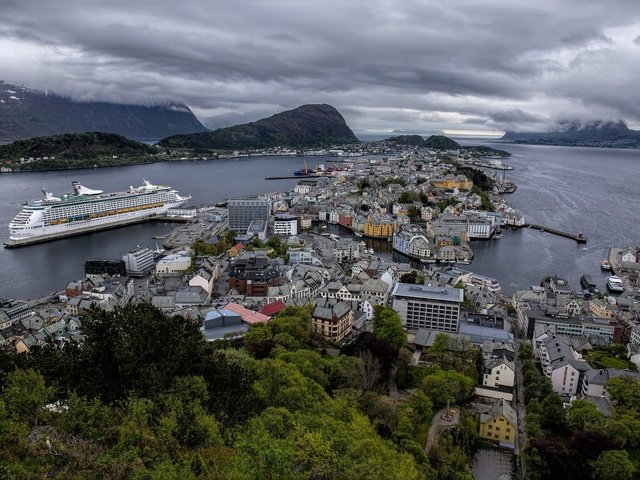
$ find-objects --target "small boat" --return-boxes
[600,259,612,271]
[607,275,625,293]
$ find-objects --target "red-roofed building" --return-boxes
[229,243,244,257]
[223,302,271,324]
[259,301,287,317]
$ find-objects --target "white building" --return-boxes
[167,207,197,218]
[288,247,323,266]
[273,214,298,236]
[333,240,361,262]
[391,283,463,332]
[156,251,191,274]
[123,247,155,277]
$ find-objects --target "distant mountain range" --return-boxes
[159,104,359,149]
[501,120,640,148]
[0,81,207,142]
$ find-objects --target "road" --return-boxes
[424,406,460,454]
[514,339,528,480]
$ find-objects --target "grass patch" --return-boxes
[582,345,636,371]
[415,414,433,447]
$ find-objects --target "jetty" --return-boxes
[519,223,587,243]
[265,175,326,180]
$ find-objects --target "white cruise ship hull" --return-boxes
[5,181,190,248]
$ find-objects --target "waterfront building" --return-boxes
[273,214,298,236]
[156,251,191,274]
[333,240,361,262]
[167,207,197,218]
[84,259,126,277]
[362,213,399,239]
[122,246,154,277]
[228,197,270,230]
[391,283,463,332]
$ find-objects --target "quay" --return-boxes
[265,175,327,180]
[516,223,587,243]
[3,215,193,249]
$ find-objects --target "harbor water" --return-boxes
[0,144,639,299]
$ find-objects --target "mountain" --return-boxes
[0,132,156,170]
[386,134,461,149]
[384,134,511,157]
[159,104,359,149]
[501,120,640,148]
[0,81,207,142]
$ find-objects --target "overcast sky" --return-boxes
[1,0,640,135]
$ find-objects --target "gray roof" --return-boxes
[392,283,463,303]
[480,398,517,427]
[584,368,640,386]
[313,301,351,321]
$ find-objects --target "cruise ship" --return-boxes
[6,180,190,247]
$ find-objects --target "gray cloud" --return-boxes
[0,0,639,133]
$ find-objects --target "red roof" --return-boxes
[259,301,286,317]
[224,302,271,324]
[232,243,244,251]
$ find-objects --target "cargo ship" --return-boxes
[5,180,190,247]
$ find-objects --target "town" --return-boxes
[2,149,640,479]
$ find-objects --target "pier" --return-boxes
[519,223,587,243]
[265,175,327,180]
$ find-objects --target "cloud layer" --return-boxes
[1,0,639,133]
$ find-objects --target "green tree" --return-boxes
[3,369,52,424]
[591,450,635,480]
[566,400,605,431]
[373,306,407,351]
[421,370,474,407]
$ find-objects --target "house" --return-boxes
[475,353,515,402]
[312,300,354,343]
[478,399,517,448]
[621,245,637,264]
[259,301,287,317]
[229,243,245,257]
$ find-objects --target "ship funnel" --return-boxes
[71,181,103,196]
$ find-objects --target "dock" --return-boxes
[519,223,587,243]
[265,175,326,180]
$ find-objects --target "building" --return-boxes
[122,247,155,277]
[478,399,517,448]
[393,229,431,260]
[228,255,281,296]
[167,207,197,218]
[84,259,126,276]
[228,197,270,230]
[363,215,399,238]
[391,283,463,332]
[312,300,354,343]
[288,247,323,266]
[333,240,361,263]
[156,251,191,274]
[273,214,298,236]
[537,335,591,396]
[247,218,268,241]
[430,175,472,190]
[201,308,248,341]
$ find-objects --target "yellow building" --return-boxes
[430,175,472,190]
[478,398,517,448]
[363,219,399,238]
[589,299,616,319]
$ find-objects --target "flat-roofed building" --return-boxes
[273,214,298,236]
[391,283,463,332]
[228,197,270,230]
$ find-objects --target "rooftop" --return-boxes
[392,283,463,303]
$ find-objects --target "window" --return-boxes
[488,425,492,429]
[506,428,511,433]
[506,435,510,440]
